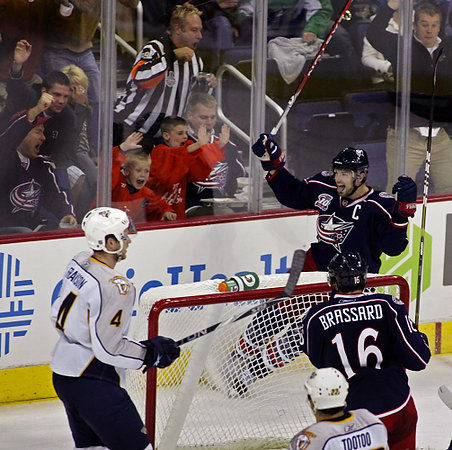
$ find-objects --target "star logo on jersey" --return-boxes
[317,213,354,251]
[109,276,130,295]
[195,161,229,194]
[10,180,41,213]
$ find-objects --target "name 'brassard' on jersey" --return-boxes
[267,169,409,272]
[298,292,430,416]
[289,409,388,449]
[50,252,146,387]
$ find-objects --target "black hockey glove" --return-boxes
[392,176,417,218]
[252,133,286,172]
[141,336,180,372]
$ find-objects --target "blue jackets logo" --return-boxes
[0,252,34,357]
[10,180,41,213]
[317,213,354,251]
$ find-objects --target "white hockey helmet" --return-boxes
[305,368,348,411]
[81,207,132,255]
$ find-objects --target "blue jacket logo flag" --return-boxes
[317,213,354,251]
[10,180,41,213]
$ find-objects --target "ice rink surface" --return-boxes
[1,354,451,450]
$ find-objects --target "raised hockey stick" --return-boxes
[175,249,306,346]
[270,0,353,137]
[438,385,452,410]
[414,47,444,327]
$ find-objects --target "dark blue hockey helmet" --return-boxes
[332,147,369,175]
[327,251,368,293]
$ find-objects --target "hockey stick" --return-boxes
[175,249,306,346]
[270,0,353,136]
[438,385,452,410]
[414,47,443,327]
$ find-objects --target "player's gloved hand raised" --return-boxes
[141,336,180,372]
[392,175,417,218]
[252,133,286,172]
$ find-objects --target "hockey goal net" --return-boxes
[127,272,409,449]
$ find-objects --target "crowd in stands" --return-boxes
[0,0,451,235]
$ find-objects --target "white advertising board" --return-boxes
[0,203,450,370]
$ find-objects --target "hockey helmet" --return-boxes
[332,147,369,175]
[305,368,348,410]
[82,207,134,255]
[327,251,368,292]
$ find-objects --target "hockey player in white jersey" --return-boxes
[290,368,388,450]
[50,207,180,450]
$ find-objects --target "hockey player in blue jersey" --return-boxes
[230,251,430,450]
[226,135,418,389]
[252,133,417,273]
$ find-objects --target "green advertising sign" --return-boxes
[380,223,432,302]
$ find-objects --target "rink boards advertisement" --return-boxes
[0,201,451,370]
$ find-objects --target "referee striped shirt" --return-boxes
[114,36,204,134]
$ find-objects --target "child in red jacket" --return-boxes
[112,132,176,223]
[147,116,229,219]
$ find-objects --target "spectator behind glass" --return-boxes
[366,0,452,194]
[60,64,97,218]
[111,131,176,223]
[4,61,90,216]
[0,39,35,131]
[272,0,333,42]
[142,0,238,60]
[114,4,216,151]
[0,117,76,234]
[185,92,247,217]
[40,0,140,162]
[0,0,46,84]
[147,116,228,219]
[361,11,398,85]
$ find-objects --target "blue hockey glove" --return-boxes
[392,175,417,218]
[141,336,180,372]
[252,133,286,172]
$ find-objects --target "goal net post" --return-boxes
[127,272,409,449]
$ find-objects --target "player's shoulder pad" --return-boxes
[389,295,405,306]
[304,171,335,184]
[291,429,317,449]
[108,275,133,296]
[367,189,396,212]
[351,408,384,423]
[366,291,405,308]
[139,40,165,61]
